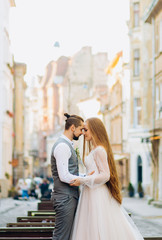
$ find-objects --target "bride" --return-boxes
[70,117,144,240]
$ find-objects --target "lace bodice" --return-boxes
[85,150,99,175]
[80,146,110,189]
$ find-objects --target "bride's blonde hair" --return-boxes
[83,117,122,204]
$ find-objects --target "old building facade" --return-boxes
[144,0,162,201]
[0,0,15,197]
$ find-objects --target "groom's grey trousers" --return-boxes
[52,192,78,240]
[51,138,79,240]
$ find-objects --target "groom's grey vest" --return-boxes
[51,137,79,199]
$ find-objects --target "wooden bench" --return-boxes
[38,201,53,211]
[0,236,161,240]
[17,216,55,222]
[0,227,54,237]
[6,222,55,227]
[27,211,55,217]
[144,238,162,240]
[0,238,52,240]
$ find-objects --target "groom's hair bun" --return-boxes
[64,112,84,130]
[64,113,71,119]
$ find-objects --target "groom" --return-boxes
[51,113,84,240]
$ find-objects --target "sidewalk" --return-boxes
[0,197,39,214]
[0,197,39,227]
[123,197,162,218]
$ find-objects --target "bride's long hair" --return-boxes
[83,117,122,204]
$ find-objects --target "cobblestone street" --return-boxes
[0,197,162,238]
[123,197,162,238]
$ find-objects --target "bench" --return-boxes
[0,227,54,237]
[6,222,55,227]
[0,238,52,240]
[27,211,55,217]
[38,201,53,211]
[17,216,55,222]
[144,238,162,240]
[0,236,161,240]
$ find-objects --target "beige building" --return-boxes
[106,60,130,190]
[24,57,69,178]
[128,0,162,197]
[13,63,27,183]
[144,0,162,201]
[65,46,93,114]
[0,0,15,198]
[23,76,41,179]
[65,47,109,116]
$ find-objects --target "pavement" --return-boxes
[0,197,39,227]
[123,197,162,219]
[123,197,162,237]
[0,197,39,214]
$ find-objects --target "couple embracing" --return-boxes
[51,113,144,240]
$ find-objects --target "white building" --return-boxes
[0,0,15,197]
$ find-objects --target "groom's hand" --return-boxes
[70,178,81,186]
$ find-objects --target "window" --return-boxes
[133,3,140,28]
[133,98,141,127]
[134,49,140,76]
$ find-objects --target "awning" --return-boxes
[114,154,128,161]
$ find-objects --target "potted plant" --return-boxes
[138,182,144,198]
[128,182,134,197]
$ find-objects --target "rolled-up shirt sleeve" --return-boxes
[54,143,78,184]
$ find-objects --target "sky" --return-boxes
[10,0,130,76]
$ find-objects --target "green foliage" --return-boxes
[137,182,144,198]
[128,182,134,192]
[5,172,10,179]
[137,182,143,193]
[128,182,134,197]
[148,198,154,205]
[75,147,81,161]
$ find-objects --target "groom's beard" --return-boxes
[73,133,79,141]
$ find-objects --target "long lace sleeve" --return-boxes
[80,146,110,188]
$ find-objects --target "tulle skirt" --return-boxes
[71,184,144,240]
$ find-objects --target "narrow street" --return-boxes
[0,197,162,238]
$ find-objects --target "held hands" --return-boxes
[70,171,95,186]
[70,178,81,186]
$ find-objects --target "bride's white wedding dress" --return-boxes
[71,146,144,240]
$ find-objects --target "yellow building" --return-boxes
[12,63,27,184]
[0,0,15,198]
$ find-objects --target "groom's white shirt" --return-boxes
[53,134,78,184]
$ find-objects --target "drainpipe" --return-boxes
[151,16,158,200]
[152,16,155,133]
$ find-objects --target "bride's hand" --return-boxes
[70,178,81,186]
[88,171,95,176]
